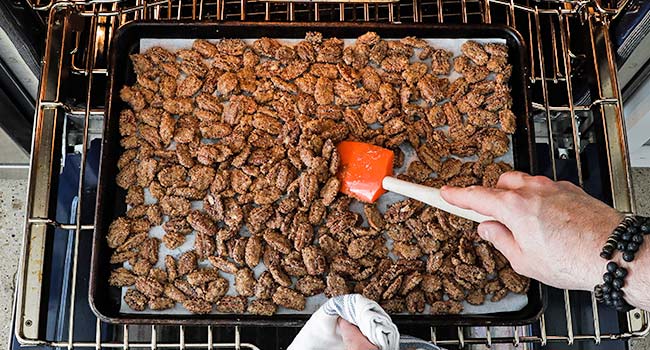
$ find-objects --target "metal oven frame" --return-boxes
[12,0,650,348]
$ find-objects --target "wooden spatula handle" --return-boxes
[382,177,495,223]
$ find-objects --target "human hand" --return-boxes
[440,171,623,291]
[337,317,379,350]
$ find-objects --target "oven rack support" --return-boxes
[12,0,649,349]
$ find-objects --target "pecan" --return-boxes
[272,286,306,311]
[124,289,147,311]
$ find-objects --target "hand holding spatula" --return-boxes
[336,141,495,223]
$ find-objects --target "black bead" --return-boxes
[627,242,639,252]
[632,234,644,244]
[640,223,650,233]
[605,299,614,306]
[615,267,628,278]
[617,242,627,251]
[603,272,614,283]
[613,278,624,290]
[627,226,638,235]
[623,251,635,262]
[600,252,612,259]
[606,262,618,273]
[614,299,625,308]
[611,290,622,300]
[621,232,633,241]
[601,283,612,294]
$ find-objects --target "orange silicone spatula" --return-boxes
[336,141,495,223]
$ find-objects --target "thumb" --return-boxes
[477,221,520,262]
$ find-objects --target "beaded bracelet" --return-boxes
[595,215,650,312]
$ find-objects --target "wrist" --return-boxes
[608,236,650,308]
[583,211,625,291]
[595,214,650,310]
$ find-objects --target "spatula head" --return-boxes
[336,141,394,203]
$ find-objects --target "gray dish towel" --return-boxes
[288,294,443,350]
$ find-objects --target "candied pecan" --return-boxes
[262,230,292,255]
[292,220,314,251]
[330,255,361,277]
[109,267,136,287]
[314,77,335,105]
[430,300,463,315]
[124,289,147,311]
[183,298,213,314]
[392,242,422,260]
[107,217,131,249]
[347,237,374,260]
[186,210,217,236]
[244,236,264,269]
[160,195,191,218]
[420,273,443,294]
[455,264,486,286]
[146,297,173,311]
[208,256,239,274]
[399,271,423,296]
[132,259,153,276]
[273,286,306,310]
[300,246,326,275]
[234,268,256,297]
[461,41,489,66]
[381,299,405,313]
[384,199,422,224]
[325,210,358,236]
[194,232,215,259]
[405,290,425,314]
[247,299,276,316]
[465,289,485,305]
[266,263,291,287]
[382,275,403,300]
[480,279,500,296]
[319,234,343,258]
[135,276,164,298]
[406,161,431,183]
[499,267,529,294]
[186,268,220,286]
[136,236,157,264]
[278,250,305,277]
[254,271,277,300]
[164,284,187,303]
[161,232,184,250]
[361,283,383,302]
[499,109,516,134]
[325,273,350,297]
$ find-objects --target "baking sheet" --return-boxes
[119,37,527,315]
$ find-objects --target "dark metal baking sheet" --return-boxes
[90,21,544,326]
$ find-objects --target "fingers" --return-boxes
[440,185,508,221]
[496,171,531,190]
[337,318,379,350]
[477,221,521,263]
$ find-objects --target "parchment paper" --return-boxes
[119,37,527,315]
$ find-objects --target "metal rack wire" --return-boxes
[11,0,650,348]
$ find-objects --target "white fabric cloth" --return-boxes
[288,294,400,350]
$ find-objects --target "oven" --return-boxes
[9,0,650,349]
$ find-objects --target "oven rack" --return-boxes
[12,0,649,348]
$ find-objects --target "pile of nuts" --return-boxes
[109,32,529,315]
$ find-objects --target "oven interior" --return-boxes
[11,0,649,349]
